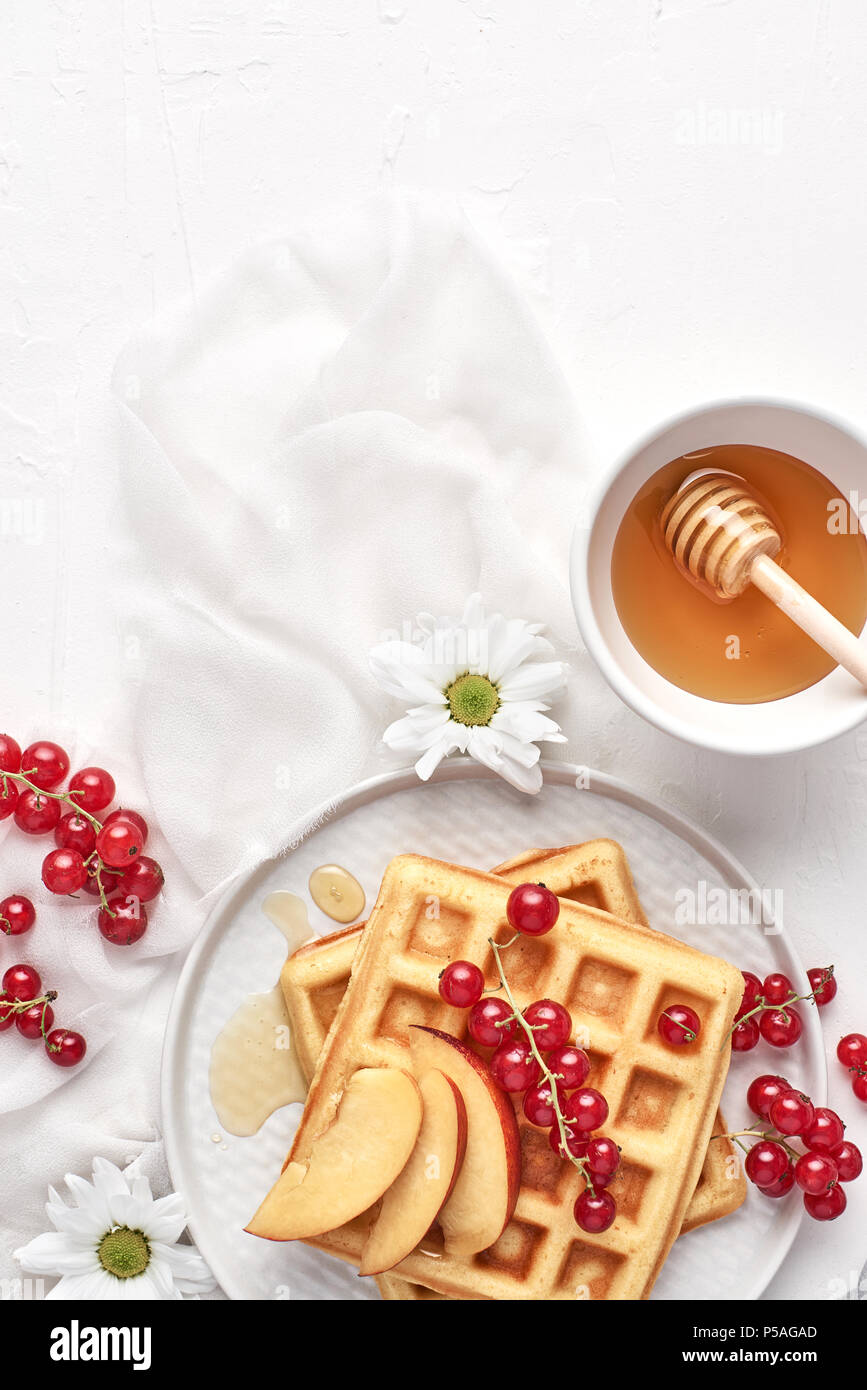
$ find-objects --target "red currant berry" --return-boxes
[0,992,15,1031]
[768,1090,815,1137]
[54,811,97,858]
[489,1037,542,1093]
[807,966,836,1007]
[564,1087,609,1134]
[68,766,116,813]
[759,1007,802,1048]
[97,899,148,946]
[760,1166,796,1198]
[794,1150,838,1195]
[103,807,149,846]
[0,733,22,773]
[21,740,69,791]
[731,1016,760,1052]
[746,1073,792,1121]
[506,882,560,937]
[737,970,763,1018]
[45,1029,86,1068]
[2,963,42,1002]
[585,1135,621,1186]
[523,1081,566,1128]
[523,998,572,1051]
[16,1000,54,1041]
[574,1189,616,1233]
[549,1124,589,1160]
[837,1033,867,1069]
[853,1072,867,1103]
[0,778,18,821]
[745,1139,789,1188]
[658,1004,701,1046]
[467,997,517,1047]
[14,789,61,835]
[804,1184,846,1221]
[830,1141,863,1183]
[114,856,164,904]
[0,895,36,936]
[762,972,795,1006]
[41,848,87,896]
[801,1108,845,1152]
[438,960,484,1009]
[95,817,144,868]
[545,1043,590,1090]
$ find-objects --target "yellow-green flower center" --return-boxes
[446,673,500,727]
[97,1227,150,1279]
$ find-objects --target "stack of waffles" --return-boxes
[250,839,746,1299]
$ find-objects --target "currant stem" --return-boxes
[721,974,831,1052]
[711,1126,800,1160]
[2,989,57,1018]
[487,934,596,1195]
[661,1009,697,1042]
[0,769,104,832]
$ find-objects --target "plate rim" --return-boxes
[161,757,825,1301]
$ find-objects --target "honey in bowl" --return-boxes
[611,444,867,704]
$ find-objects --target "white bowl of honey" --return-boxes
[571,399,867,756]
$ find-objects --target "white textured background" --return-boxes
[2,0,867,1301]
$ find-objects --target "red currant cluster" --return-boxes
[0,734,163,946]
[729,965,835,1051]
[837,1032,867,1105]
[0,962,85,1067]
[733,1073,861,1221]
[438,882,620,1235]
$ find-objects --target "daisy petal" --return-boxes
[151,1242,216,1293]
[107,1172,158,1230]
[14,1232,101,1276]
[139,1194,188,1245]
[498,661,567,703]
[415,728,467,781]
[45,1268,120,1301]
[491,703,566,744]
[369,641,446,704]
[382,706,451,754]
[44,1205,109,1240]
[467,727,544,793]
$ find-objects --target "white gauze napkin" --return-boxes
[113,192,588,902]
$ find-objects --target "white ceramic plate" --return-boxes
[161,760,825,1301]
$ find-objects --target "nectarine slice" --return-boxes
[359,1068,467,1275]
[409,1026,521,1257]
[245,1067,422,1241]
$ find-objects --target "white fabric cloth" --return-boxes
[0,193,588,1293]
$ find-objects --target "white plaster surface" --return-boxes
[2,0,867,1301]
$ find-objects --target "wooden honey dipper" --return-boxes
[660,471,867,687]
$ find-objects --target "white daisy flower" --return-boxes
[14,1158,215,1300]
[370,594,567,794]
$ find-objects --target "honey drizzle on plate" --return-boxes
[309,863,365,923]
[208,892,312,1138]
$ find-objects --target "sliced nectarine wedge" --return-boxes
[245,1067,422,1241]
[409,1026,521,1257]
[359,1068,467,1275]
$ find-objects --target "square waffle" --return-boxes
[280,840,744,1250]
[272,853,744,1299]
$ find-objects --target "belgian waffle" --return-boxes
[272,853,743,1299]
[280,840,744,1249]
